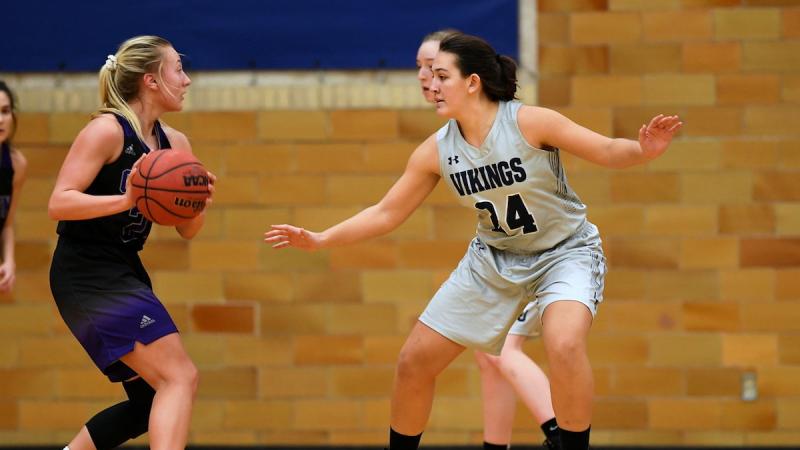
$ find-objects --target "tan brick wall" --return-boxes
[1,1,799,447]
[536,1,800,447]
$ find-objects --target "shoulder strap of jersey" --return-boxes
[504,100,523,121]
[153,121,172,149]
[112,113,137,139]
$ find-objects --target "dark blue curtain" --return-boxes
[2,0,517,71]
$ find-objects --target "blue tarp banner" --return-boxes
[2,1,517,72]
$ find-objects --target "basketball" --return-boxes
[128,149,210,225]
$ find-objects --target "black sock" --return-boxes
[541,417,560,441]
[389,427,422,450]
[560,426,590,450]
[483,442,508,450]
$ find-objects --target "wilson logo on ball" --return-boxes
[174,197,207,212]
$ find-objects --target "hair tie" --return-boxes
[104,54,117,71]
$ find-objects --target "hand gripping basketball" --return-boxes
[128,149,211,225]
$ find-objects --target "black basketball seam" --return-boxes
[134,196,147,215]
[131,181,208,194]
[141,187,210,194]
[140,150,165,223]
[140,149,170,178]
[141,161,205,180]
[144,171,155,223]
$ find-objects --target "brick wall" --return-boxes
[538,0,800,446]
[0,1,798,446]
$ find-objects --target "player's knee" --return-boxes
[152,359,199,396]
[189,364,200,394]
[395,348,418,381]
[123,377,155,437]
[396,346,438,382]
[176,361,200,395]
[544,334,585,366]
[124,377,155,410]
[495,351,518,374]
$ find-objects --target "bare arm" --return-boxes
[166,128,212,240]
[48,115,135,220]
[265,134,441,250]
[518,106,682,169]
[0,150,27,292]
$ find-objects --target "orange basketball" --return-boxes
[128,149,210,225]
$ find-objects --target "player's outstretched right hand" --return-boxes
[264,224,322,251]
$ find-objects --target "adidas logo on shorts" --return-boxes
[140,315,156,328]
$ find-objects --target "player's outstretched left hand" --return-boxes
[264,224,321,251]
[639,114,683,160]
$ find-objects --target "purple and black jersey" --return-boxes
[0,142,14,232]
[56,114,171,251]
[50,114,178,382]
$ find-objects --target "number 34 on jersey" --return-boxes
[476,193,538,235]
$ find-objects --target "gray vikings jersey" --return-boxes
[436,100,587,253]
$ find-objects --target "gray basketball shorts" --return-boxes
[419,221,606,355]
[508,301,542,337]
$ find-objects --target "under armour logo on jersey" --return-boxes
[124,144,136,156]
[448,155,460,165]
[140,315,156,328]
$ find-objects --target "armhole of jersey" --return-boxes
[510,102,549,153]
[103,115,130,166]
[435,121,451,178]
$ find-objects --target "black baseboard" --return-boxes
[4,446,799,450]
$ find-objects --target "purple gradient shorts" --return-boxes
[50,238,178,382]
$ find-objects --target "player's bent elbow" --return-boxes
[47,200,64,221]
[175,216,204,240]
[176,225,199,240]
[179,231,197,240]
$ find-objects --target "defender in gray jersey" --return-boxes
[423,98,605,355]
[417,32,560,450]
[266,33,682,450]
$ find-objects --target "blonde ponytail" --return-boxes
[94,35,171,142]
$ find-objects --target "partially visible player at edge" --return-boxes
[0,80,28,293]
[266,33,681,450]
[417,30,560,450]
[48,35,214,450]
